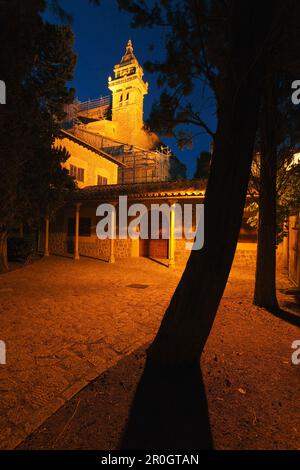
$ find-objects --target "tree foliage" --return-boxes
[0,0,76,231]
[247,76,300,237]
[248,156,300,235]
[194,151,211,180]
[118,0,221,145]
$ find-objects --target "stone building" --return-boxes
[41,180,205,266]
[55,129,123,188]
[42,40,193,267]
[280,210,300,289]
[42,177,257,268]
[43,40,255,267]
[59,39,185,185]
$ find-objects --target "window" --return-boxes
[69,164,76,178]
[77,168,85,182]
[119,94,123,102]
[68,218,92,237]
[97,175,108,186]
[69,164,85,182]
[126,92,129,101]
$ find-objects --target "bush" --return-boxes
[7,237,34,262]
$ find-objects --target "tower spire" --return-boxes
[108,39,149,141]
[126,39,133,53]
[120,38,136,64]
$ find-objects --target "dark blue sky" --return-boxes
[46,0,216,177]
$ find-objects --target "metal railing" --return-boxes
[77,95,111,112]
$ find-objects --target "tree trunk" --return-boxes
[147,0,279,366]
[254,86,279,310]
[0,231,9,273]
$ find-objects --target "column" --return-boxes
[38,223,42,253]
[44,217,49,257]
[282,219,289,269]
[109,204,116,263]
[168,201,176,268]
[74,203,81,260]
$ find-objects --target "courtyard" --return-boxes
[0,252,300,449]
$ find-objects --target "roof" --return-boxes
[58,129,126,168]
[70,179,206,202]
[120,39,137,65]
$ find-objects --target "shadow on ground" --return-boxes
[17,346,212,450]
[268,308,300,327]
[120,358,212,450]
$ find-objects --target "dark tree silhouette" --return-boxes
[254,76,300,310]
[118,0,286,362]
[254,84,279,310]
[115,0,292,449]
[0,0,76,271]
[194,151,212,180]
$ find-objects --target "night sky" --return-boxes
[46,0,216,178]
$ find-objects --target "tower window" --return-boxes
[126,92,129,101]
[119,94,123,102]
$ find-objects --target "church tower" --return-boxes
[108,40,148,144]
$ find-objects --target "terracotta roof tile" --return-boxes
[70,179,206,202]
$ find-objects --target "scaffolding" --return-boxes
[63,95,172,184]
[64,96,111,127]
[69,127,171,184]
[77,96,111,116]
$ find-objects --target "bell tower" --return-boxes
[108,40,148,144]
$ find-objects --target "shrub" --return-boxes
[7,237,34,262]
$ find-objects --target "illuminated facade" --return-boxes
[46,41,191,266]
[59,40,182,186]
[55,130,121,188]
[41,180,205,266]
[46,41,256,266]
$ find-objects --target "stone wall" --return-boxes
[47,232,132,262]
[175,238,190,265]
[114,238,132,259]
[49,232,68,256]
[78,238,110,261]
[78,238,131,261]
[232,245,257,268]
[174,240,258,268]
